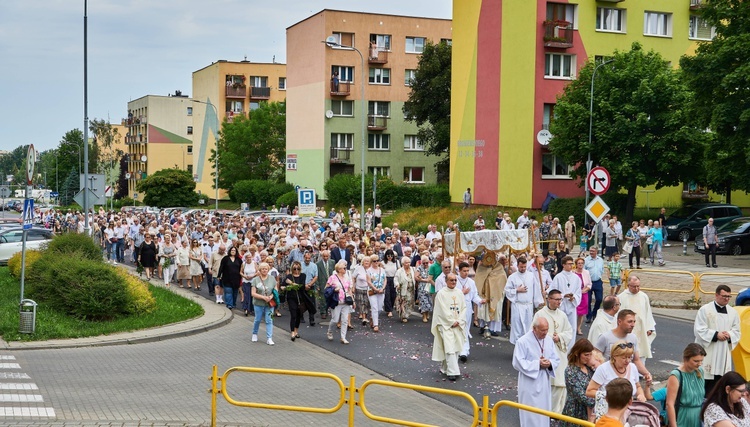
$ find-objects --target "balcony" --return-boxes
[330,147,351,163]
[368,50,388,64]
[367,115,388,131]
[124,115,147,126]
[330,81,351,97]
[543,20,574,49]
[225,85,247,98]
[125,134,147,144]
[690,0,704,10]
[249,86,271,99]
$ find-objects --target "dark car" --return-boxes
[695,217,750,256]
[664,203,743,241]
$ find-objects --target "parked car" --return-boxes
[0,227,55,265]
[664,203,743,241]
[695,217,750,256]
[735,288,750,306]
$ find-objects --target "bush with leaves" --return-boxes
[276,191,298,209]
[137,168,199,208]
[230,180,294,208]
[7,250,43,278]
[114,268,156,314]
[46,232,102,261]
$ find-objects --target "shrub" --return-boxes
[548,192,631,228]
[276,191,298,208]
[115,268,156,315]
[7,250,43,278]
[324,174,364,206]
[230,180,295,208]
[324,173,449,209]
[46,232,103,262]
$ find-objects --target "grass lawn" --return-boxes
[0,267,204,342]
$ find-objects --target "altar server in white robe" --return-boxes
[533,289,573,414]
[549,255,581,349]
[512,316,559,427]
[505,257,544,345]
[431,273,467,381]
[695,284,741,394]
[617,275,656,360]
[456,261,485,362]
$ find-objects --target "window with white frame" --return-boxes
[331,133,354,150]
[546,3,577,28]
[404,135,424,151]
[596,8,626,32]
[689,15,715,40]
[368,134,390,150]
[331,32,354,47]
[542,153,571,178]
[544,53,576,79]
[369,68,391,84]
[226,101,243,113]
[250,76,268,87]
[369,34,391,51]
[405,37,426,53]
[278,77,286,90]
[404,69,416,86]
[186,106,193,116]
[368,166,390,177]
[644,12,672,37]
[368,101,390,117]
[542,104,556,130]
[332,65,354,83]
[404,167,425,183]
[331,100,354,116]
[187,126,193,135]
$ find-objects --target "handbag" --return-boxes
[344,295,354,306]
[271,288,280,307]
[622,241,633,254]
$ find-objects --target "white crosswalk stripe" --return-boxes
[0,363,20,369]
[0,373,30,380]
[0,383,38,390]
[0,356,15,360]
[0,355,54,419]
[0,394,44,403]
[0,407,55,417]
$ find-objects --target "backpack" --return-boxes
[324,286,338,309]
[624,401,661,427]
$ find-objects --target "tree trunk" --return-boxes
[625,185,637,227]
[725,183,732,204]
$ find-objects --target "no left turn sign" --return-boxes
[587,166,610,196]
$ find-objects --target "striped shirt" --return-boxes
[703,224,718,245]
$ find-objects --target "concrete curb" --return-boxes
[1,267,233,351]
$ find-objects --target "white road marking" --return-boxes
[0,356,15,360]
[0,383,38,390]
[660,359,681,367]
[0,393,44,402]
[0,363,20,369]
[0,407,55,417]
[0,373,30,380]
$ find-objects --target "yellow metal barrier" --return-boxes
[209,365,598,426]
[696,272,750,296]
[623,268,700,300]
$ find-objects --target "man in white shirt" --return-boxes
[549,255,582,349]
[588,295,619,344]
[516,210,530,229]
[505,257,544,345]
[456,261,485,362]
[695,284,741,394]
[617,275,656,361]
[425,224,442,243]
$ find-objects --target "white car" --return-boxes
[0,227,54,265]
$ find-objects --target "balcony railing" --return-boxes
[330,147,351,163]
[367,115,388,131]
[250,86,271,99]
[125,134,147,144]
[690,0,704,10]
[124,116,147,126]
[368,50,388,64]
[330,81,351,96]
[225,85,247,98]
[543,20,574,49]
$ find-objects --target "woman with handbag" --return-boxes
[394,256,417,323]
[625,222,641,269]
[158,233,177,286]
[352,256,373,325]
[666,343,706,427]
[176,239,192,289]
[367,255,386,332]
[282,261,307,341]
[218,246,242,309]
[383,249,400,318]
[250,262,276,346]
[240,253,258,317]
[326,260,355,344]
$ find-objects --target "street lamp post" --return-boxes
[192,99,220,211]
[324,39,366,230]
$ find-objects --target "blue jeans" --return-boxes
[224,286,237,308]
[587,279,603,320]
[241,282,253,312]
[253,304,274,339]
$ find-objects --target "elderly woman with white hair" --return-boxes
[367,255,386,332]
[415,255,434,323]
[326,260,355,344]
[394,256,417,323]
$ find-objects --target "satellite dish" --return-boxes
[325,35,338,46]
[141,155,148,162]
[325,110,334,119]
[125,172,131,179]
[537,129,552,146]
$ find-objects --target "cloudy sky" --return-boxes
[0,0,451,152]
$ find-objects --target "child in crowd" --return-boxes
[579,229,589,258]
[595,378,633,427]
[605,252,624,295]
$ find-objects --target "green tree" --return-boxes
[0,146,26,186]
[212,101,286,190]
[680,0,750,202]
[136,168,199,208]
[90,119,123,197]
[402,40,451,182]
[549,43,707,224]
[60,168,78,206]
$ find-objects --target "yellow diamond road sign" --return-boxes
[585,196,610,223]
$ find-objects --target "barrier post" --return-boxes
[481,395,490,427]
[348,375,356,426]
[694,274,701,301]
[210,364,219,427]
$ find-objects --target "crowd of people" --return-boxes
[35,205,746,426]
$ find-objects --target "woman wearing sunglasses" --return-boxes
[586,341,646,420]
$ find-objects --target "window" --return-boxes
[689,15,715,40]
[226,75,245,86]
[331,133,354,150]
[368,166,390,177]
[404,135,424,151]
[187,145,193,154]
[186,106,193,116]
[542,153,571,178]
[187,126,193,135]
[278,77,286,90]
[226,100,243,114]
[369,34,391,51]
[644,12,672,37]
[404,69,416,86]
[542,104,556,130]
[250,101,262,111]
[332,66,354,83]
[369,68,390,84]
[250,76,268,87]
[440,38,452,46]
[331,100,354,116]
[331,32,354,47]
[368,134,390,150]
[596,8,626,32]
[187,164,193,174]
[544,53,575,79]
[547,3,577,28]
[404,167,425,183]
[368,101,390,117]
[405,37,426,53]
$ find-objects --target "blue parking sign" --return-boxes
[297,189,316,217]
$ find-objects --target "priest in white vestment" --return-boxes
[513,316,560,427]
[617,275,656,360]
[549,255,582,349]
[694,284,741,394]
[587,295,619,344]
[505,257,544,345]
[456,261,485,362]
[533,289,573,414]
[431,273,467,381]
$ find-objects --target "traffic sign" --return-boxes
[50,191,59,198]
[26,145,35,185]
[73,188,102,207]
[585,196,610,223]
[587,166,611,196]
[133,192,138,199]
[297,189,316,217]
[22,199,34,229]
[0,186,9,198]
[105,186,113,197]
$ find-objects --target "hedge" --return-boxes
[324,173,449,209]
[7,250,43,278]
[230,180,294,209]
[46,232,103,262]
[276,191,298,208]
[548,192,630,227]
